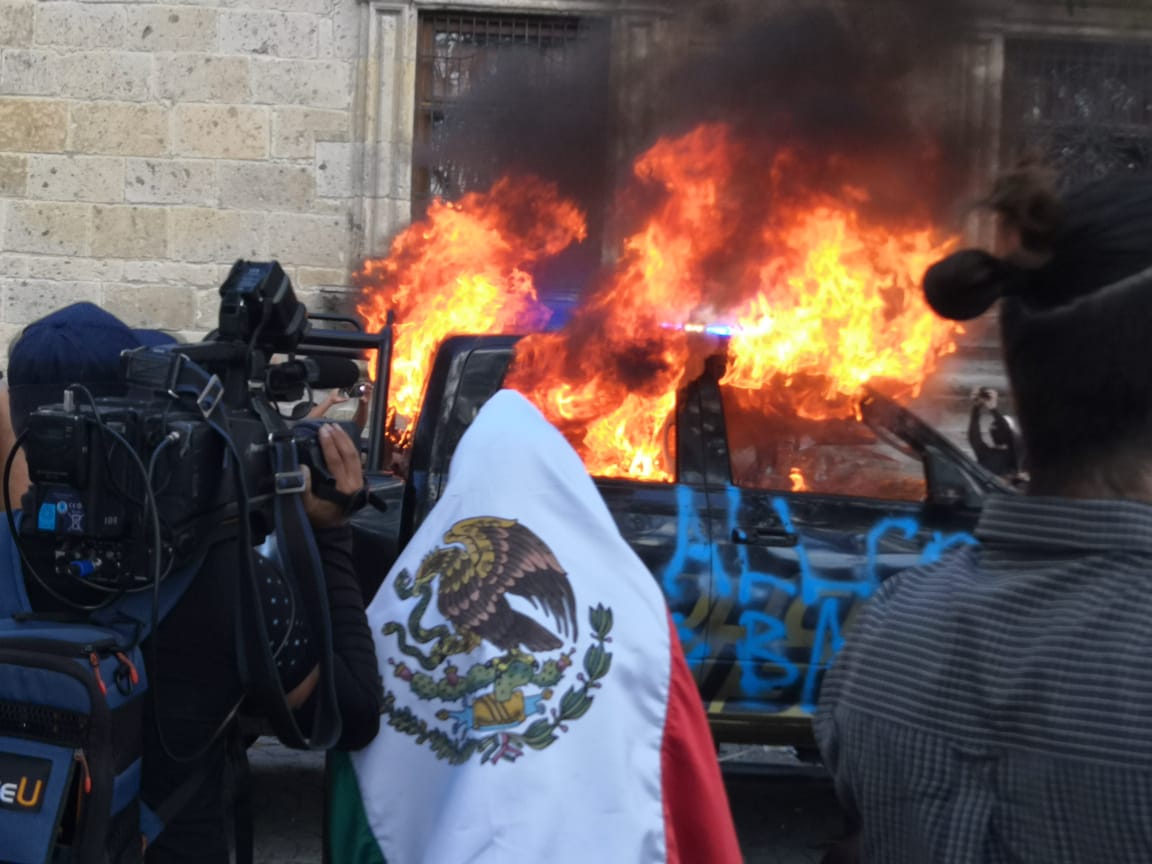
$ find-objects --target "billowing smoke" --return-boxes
[415,22,613,210]
[497,1,988,474]
[406,2,988,303]
[360,1,1001,479]
[645,2,983,226]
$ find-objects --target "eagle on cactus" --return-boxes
[405,517,579,662]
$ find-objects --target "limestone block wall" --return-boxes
[0,0,366,348]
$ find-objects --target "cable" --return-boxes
[5,426,118,613]
[2,428,17,516]
[147,420,247,765]
[4,431,92,610]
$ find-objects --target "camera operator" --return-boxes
[5,303,382,863]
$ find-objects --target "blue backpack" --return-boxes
[0,618,147,863]
[0,516,199,864]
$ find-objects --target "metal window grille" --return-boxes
[1003,38,1152,187]
[413,12,602,213]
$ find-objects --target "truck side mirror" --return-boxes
[924,445,987,510]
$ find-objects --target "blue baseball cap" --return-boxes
[7,303,172,431]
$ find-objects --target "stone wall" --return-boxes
[0,0,365,348]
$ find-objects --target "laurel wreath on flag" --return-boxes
[512,604,614,756]
[381,604,614,765]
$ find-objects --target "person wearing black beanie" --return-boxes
[816,166,1152,863]
[923,168,1152,495]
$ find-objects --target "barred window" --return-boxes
[1003,38,1152,187]
[413,12,609,211]
[412,12,612,300]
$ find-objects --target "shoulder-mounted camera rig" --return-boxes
[4,260,395,751]
[10,261,391,603]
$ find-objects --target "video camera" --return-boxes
[13,260,381,605]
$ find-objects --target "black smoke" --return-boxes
[648,1,989,222]
[414,21,613,211]
[406,2,996,304]
[410,18,614,299]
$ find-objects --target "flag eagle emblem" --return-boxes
[382,517,614,764]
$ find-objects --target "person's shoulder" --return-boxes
[857,545,980,634]
[817,550,978,713]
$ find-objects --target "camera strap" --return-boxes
[242,398,342,750]
[161,352,342,750]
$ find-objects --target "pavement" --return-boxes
[249,739,844,863]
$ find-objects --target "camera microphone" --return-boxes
[305,356,361,390]
[267,356,361,395]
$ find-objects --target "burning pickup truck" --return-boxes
[354,333,1004,745]
[350,122,1001,744]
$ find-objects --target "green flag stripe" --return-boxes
[326,751,387,864]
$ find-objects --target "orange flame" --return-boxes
[789,467,808,492]
[356,176,586,441]
[719,202,957,421]
[507,124,957,481]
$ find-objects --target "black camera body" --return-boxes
[17,261,346,598]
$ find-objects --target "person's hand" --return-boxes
[301,423,364,529]
[305,390,350,420]
[352,382,372,431]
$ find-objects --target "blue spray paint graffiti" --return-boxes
[662,485,703,606]
[731,489,801,693]
[662,484,713,666]
[697,487,977,712]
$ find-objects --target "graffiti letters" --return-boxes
[687,488,977,713]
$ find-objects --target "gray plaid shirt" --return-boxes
[815,494,1152,864]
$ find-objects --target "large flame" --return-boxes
[720,202,957,421]
[356,176,586,441]
[358,123,958,480]
[506,124,957,481]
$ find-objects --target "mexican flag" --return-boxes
[328,390,741,863]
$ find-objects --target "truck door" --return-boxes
[593,381,713,686]
[402,336,521,542]
[699,375,980,726]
